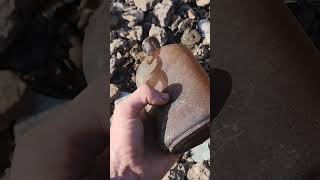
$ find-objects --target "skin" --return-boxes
[9,76,179,180]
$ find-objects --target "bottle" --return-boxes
[136,37,210,153]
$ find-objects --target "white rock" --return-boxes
[153,0,174,27]
[198,19,210,45]
[122,9,144,23]
[149,24,167,45]
[196,0,210,7]
[187,162,210,180]
[110,38,125,54]
[190,138,210,162]
[126,26,143,41]
[133,0,160,11]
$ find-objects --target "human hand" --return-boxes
[110,84,180,180]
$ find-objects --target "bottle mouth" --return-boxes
[142,36,161,56]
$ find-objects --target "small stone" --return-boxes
[130,44,146,61]
[111,2,124,13]
[153,0,174,27]
[133,0,160,11]
[187,163,210,180]
[170,15,182,31]
[187,8,197,20]
[181,28,201,46]
[178,18,194,32]
[122,9,144,23]
[110,58,116,76]
[196,0,210,7]
[192,44,210,60]
[110,84,120,102]
[116,52,122,59]
[149,24,167,45]
[110,38,125,55]
[191,139,210,162]
[198,19,210,45]
[126,26,143,41]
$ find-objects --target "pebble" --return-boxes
[122,9,144,23]
[126,26,143,41]
[187,163,210,180]
[149,24,167,45]
[198,19,210,45]
[133,0,160,11]
[196,0,210,7]
[110,38,125,54]
[110,84,120,102]
[178,18,194,32]
[190,139,210,162]
[111,2,124,13]
[181,28,201,46]
[130,44,146,61]
[192,44,210,60]
[110,57,116,77]
[170,15,182,31]
[153,0,174,27]
[187,8,197,20]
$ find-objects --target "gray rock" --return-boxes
[126,26,143,41]
[111,2,124,13]
[187,162,210,180]
[148,24,167,45]
[170,15,182,31]
[187,8,197,20]
[110,57,116,76]
[196,0,210,7]
[190,139,210,162]
[133,0,159,11]
[198,19,210,45]
[181,28,201,46]
[110,38,125,55]
[122,9,144,23]
[153,0,174,27]
[192,44,210,60]
[178,18,194,32]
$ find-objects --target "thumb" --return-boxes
[114,84,170,119]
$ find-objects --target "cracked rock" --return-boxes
[187,162,210,180]
[181,28,201,46]
[153,0,174,27]
[196,0,210,7]
[122,9,144,23]
[126,26,143,41]
[148,24,167,45]
[133,0,159,11]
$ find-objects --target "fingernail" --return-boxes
[160,93,170,101]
